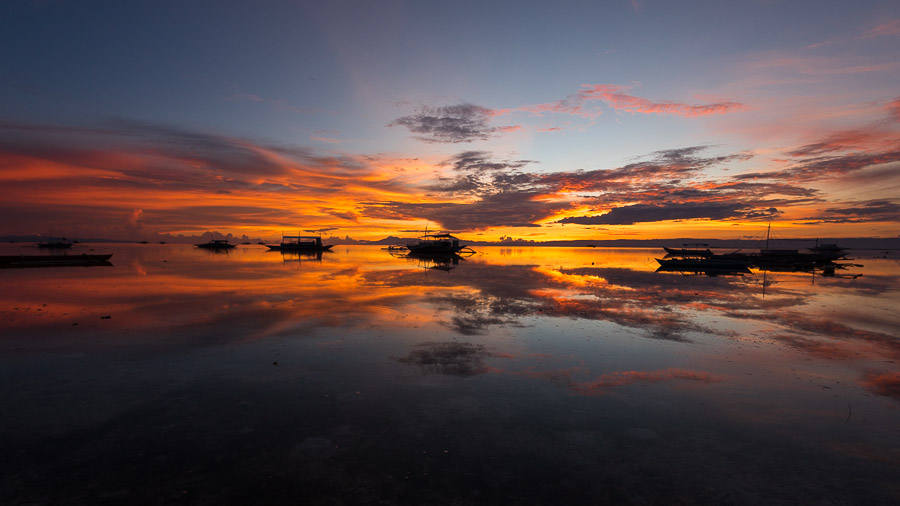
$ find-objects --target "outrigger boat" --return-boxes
[37,238,73,249]
[266,235,333,252]
[195,239,236,250]
[406,233,473,255]
[663,243,712,257]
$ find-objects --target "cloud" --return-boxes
[0,120,425,238]
[364,191,560,230]
[735,150,900,183]
[362,145,820,230]
[558,202,782,226]
[440,151,535,173]
[388,103,517,143]
[862,19,900,38]
[580,84,747,117]
[887,96,900,122]
[801,200,900,223]
[516,85,746,119]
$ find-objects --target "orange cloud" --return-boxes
[0,122,436,240]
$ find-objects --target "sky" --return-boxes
[1,0,899,242]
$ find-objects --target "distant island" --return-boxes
[3,234,898,250]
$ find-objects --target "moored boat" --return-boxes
[266,235,333,252]
[37,239,73,249]
[407,233,472,254]
[663,244,712,257]
[195,239,236,249]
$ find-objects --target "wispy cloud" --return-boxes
[862,18,900,38]
[807,200,900,224]
[515,84,747,119]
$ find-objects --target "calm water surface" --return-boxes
[2,244,899,505]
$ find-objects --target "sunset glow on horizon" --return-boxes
[2,1,899,242]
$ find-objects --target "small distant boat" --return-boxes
[407,233,472,254]
[0,253,112,268]
[266,235,332,252]
[195,239,236,250]
[37,239,73,249]
[807,242,849,261]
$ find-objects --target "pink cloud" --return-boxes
[516,84,746,119]
[582,84,746,117]
[887,96,900,122]
[863,19,900,38]
[571,368,720,396]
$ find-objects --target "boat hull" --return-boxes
[195,243,235,249]
[406,245,465,254]
[266,244,333,251]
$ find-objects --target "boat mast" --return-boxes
[765,223,771,251]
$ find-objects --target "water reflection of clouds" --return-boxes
[861,372,900,400]
[5,246,897,402]
[515,365,720,395]
[394,342,503,376]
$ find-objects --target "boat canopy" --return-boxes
[418,233,457,239]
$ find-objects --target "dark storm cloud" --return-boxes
[558,202,782,225]
[388,103,517,143]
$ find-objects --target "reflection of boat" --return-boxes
[381,244,406,251]
[277,249,324,262]
[655,264,752,276]
[0,253,112,268]
[656,256,750,269]
[663,244,712,257]
[407,233,474,255]
[266,235,333,252]
[410,252,462,272]
[195,239,236,250]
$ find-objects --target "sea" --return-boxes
[2,243,898,505]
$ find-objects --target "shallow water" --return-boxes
[2,244,898,505]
